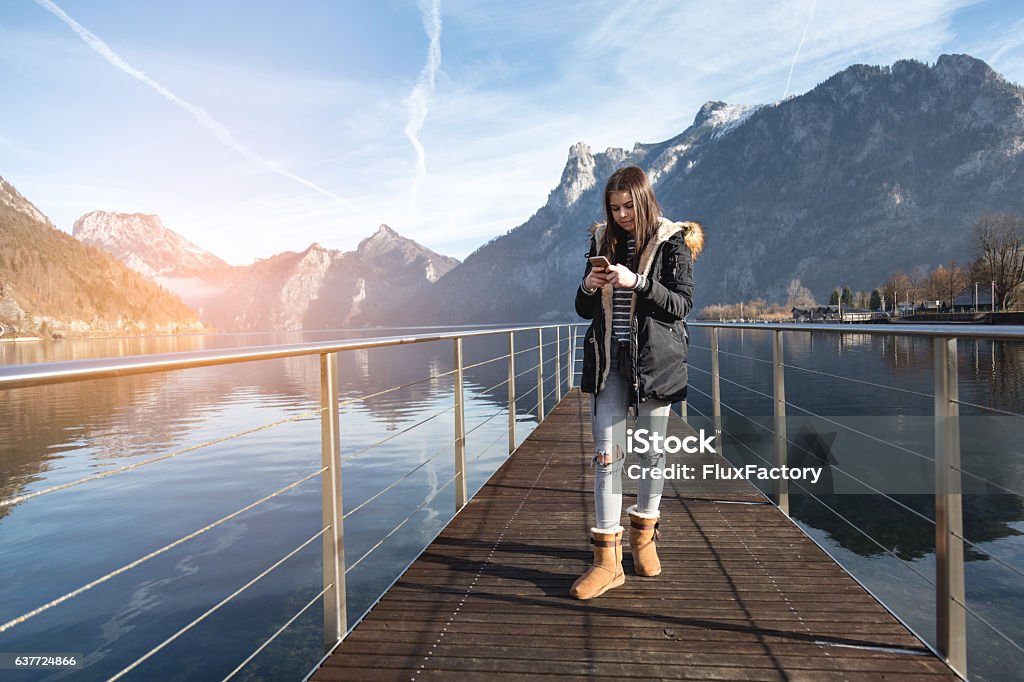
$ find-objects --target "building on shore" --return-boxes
[791,305,877,323]
[951,288,995,312]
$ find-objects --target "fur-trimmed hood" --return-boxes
[591,217,704,263]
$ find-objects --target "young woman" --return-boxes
[572,165,703,600]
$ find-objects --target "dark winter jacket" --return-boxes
[575,217,704,404]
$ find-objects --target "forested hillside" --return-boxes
[0,177,202,336]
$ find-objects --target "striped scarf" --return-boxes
[611,238,635,342]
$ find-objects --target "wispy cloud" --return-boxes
[783,0,817,99]
[404,0,442,207]
[986,17,1024,71]
[33,0,362,215]
[9,0,1002,267]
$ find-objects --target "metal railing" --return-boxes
[0,324,577,679]
[7,319,1023,679]
[570,320,1024,681]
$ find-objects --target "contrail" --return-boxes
[34,0,361,214]
[404,0,442,207]
[783,0,816,99]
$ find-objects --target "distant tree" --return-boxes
[869,289,882,311]
[841,286,853,306]
[785,278,816,308]
[971,213,1024,310]
[829,289,839,305]
[882,270,912,310]
[907,266,929,306]
[926,262,969,308]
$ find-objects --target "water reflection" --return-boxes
[0,327,566,680]
[3,325,1021,680]
[686,326,1024,682]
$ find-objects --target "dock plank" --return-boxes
[311,390,954,680]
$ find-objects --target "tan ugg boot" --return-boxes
[569,526,624,600]
[627,505,661,577]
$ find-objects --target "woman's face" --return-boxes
[608,191,635,233]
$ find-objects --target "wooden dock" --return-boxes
[311,389,956,681]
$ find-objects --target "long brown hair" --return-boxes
[598,165,661,268]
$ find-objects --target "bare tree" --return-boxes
[785,278,816,308]
[972,213,1024,310]
[907,266,929,307]
[926,261,969,308]
[882,270,912,311]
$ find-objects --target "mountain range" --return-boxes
[3,53,1022,333]
[75,213,458,331]
[389,53,1024,323]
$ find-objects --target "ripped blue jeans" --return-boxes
[591,344,672,530]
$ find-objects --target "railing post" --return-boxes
[555,326,562,403]
[454,337,467,510]
[319,352,346,649]
[508,331,517,455]
[934,337,967,677]
[711,326,722,454]
[536,328,545,422]
[567,325,575,390]
[772,330,789,516]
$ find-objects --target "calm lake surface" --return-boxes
[1,324,1022,681]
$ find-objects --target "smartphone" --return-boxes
[588,256,611,269]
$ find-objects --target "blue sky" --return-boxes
[2,0,1023,265]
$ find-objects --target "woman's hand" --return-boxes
[584,266,610,291]
[605,263,640,289]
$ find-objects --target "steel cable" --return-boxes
[109,528,327,680]
[474,378,510,396]
[782,362,934,401]
[950,530,1024,583]
[690,344,774,366]
[692,385,938,536]
[953,465,1024,499]
[470,424,514,464]
[951,593,1024,658]
[0,355,498,509]
[343,447,450,521]
[345,402,511,522]
[0,467,326,634]
[690,364,937,467]
[344,472,459,575]
[950,398,1024,418]
[714,415,938,589]
[514,361,542,379]
[462,353,511,372]
[512,344,540,358]
[342,367,458,406]
[339,405,455,464]
[0,406,327,509]
[221,585,330,681]
[465,407,508,437]
[517,384,539,401]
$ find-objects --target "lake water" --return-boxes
[1,324,1022,681]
